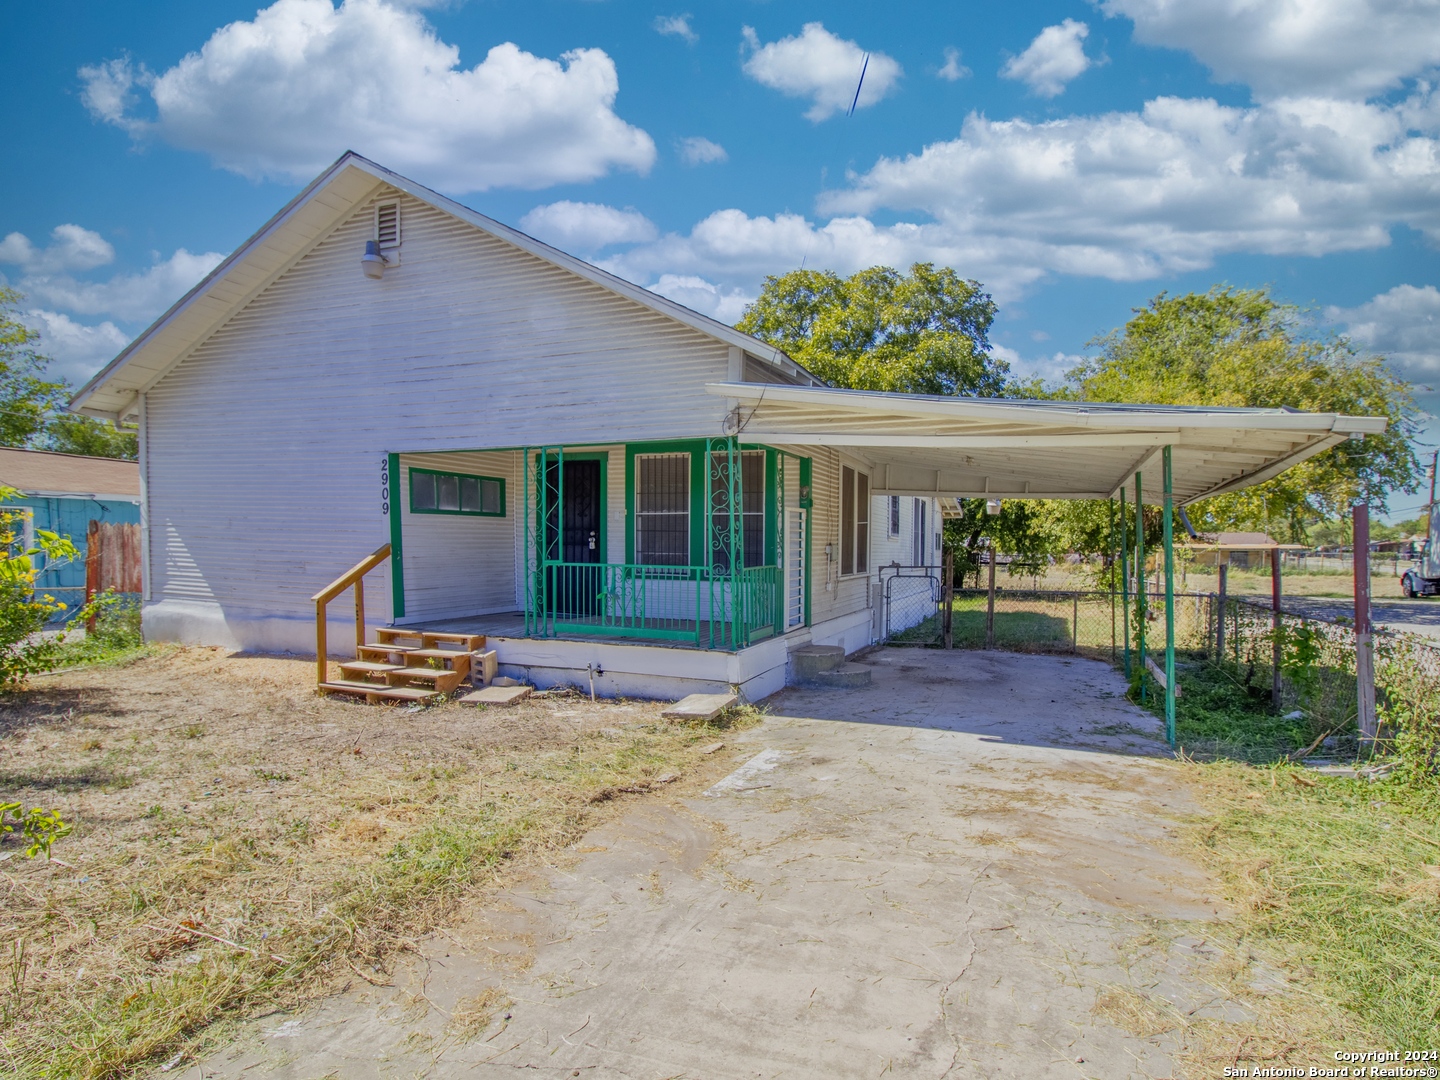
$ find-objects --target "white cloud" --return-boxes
[741,23,902,121]
[20,310,132,383]
[0,225,115,274]
[79,0,655,192]
[596,88,1440,316]
[519,202,657,251]
[653,14,697,44]
[818,92,1440,282]
[19,248,225,323]
[645,275,754,324]
[676,136,727,165]
[1001,19,1094,98]
[937,47,970,82]
[991,344,1083,387]
[1101,0,1440,101]
[1328,284,1440,381]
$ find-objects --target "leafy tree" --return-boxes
[0,289,68,449]
[42,414,138,459]
[1070,287,1420,540]
[0,289,136,460]
[736,263,1007,396]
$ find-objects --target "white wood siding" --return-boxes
[397,450,518,622]
[144,190,737,644]
[793,446,871,627]
[871,494,941,569]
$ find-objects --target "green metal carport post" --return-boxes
[1119,488,1130,679]
[1135,473,1145,703]
[1163,446,1176,748]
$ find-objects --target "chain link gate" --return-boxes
[878,565,942,644]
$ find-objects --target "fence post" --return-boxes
[985,542,997,650]
[1216,562,1228,659]
[942,548,954,649]
[1354,502,1378,747]
[1271,546,1283,709]
[1072,592,1079,654]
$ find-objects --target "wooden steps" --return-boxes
[320,627,492,705]
[320,680,440,704]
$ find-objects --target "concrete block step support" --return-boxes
[805,662,873,690]
[789,644,846,682]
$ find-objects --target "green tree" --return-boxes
[0,289,136,460]
[0,289,68,448]
[736,263,1006,395]
[1070,287,1420,540]
[42,414,138,459]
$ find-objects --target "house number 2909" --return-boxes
[381,459,390,515]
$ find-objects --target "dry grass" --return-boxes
[0,646,757,1078]
[1161,762,1440,1070]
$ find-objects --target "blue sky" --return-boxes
[3,0,1439,516]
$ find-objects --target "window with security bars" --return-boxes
[888,495,901,536]
[709,451,766,573]
[635,453,690,566]
[840,465,869,576]
[410,468,504,516]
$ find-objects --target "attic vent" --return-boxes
[375,202,400,249]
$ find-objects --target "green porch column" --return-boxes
[1135,472,1145,703]
[1163,446,1176,748]
[1119,488,1130,679]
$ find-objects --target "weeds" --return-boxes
[1184,763,1440,1050]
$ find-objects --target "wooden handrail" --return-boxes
[313,543,391,686]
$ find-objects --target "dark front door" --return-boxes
[544,459,603,617]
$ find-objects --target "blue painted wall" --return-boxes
[15,495,140,607]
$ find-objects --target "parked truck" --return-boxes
[1400,503,1440,597]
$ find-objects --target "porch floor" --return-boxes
[409,611,766,651]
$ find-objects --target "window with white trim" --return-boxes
[840,465,869,576]
[888,495,900,537]
[635,453,690,566]
[913,498,927,566]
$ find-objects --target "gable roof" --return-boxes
[0,446,140,499]
[71,152,814,422]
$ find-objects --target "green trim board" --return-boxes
[408,466,506,517]
[387,452,405,619]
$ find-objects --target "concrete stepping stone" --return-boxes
[459,685,532,706]
[662,692,738,720]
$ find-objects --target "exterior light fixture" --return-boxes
[361,240,388,279]
[986,499,1002,516]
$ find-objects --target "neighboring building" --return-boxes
[1185,532,1305,570]
[0,446,141,607]
[69,153,1385,700]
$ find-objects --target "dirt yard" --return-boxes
[0,648,751,1077]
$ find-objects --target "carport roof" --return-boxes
[707,382,1387,505]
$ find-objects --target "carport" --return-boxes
[709,382,1388,743]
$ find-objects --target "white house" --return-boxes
[72,153,1384,701]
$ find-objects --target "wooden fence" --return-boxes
[85,520,142,601]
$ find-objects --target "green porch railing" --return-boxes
[527,561,780,650]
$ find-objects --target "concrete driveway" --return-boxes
[201,649,1262,1080]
